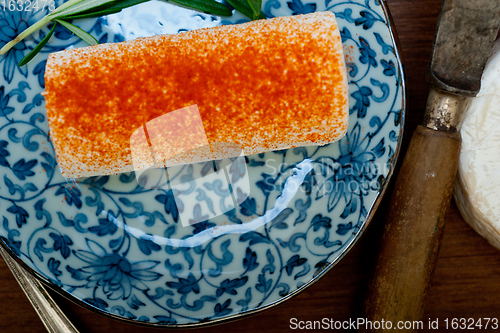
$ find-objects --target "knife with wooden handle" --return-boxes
[361,0,500,331]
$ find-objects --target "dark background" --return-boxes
[2,0,500,331]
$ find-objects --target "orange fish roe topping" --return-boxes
[44,12,349,178]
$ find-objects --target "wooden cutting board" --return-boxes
[2,0,500,332]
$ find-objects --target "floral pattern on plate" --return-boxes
[0,0,404,326]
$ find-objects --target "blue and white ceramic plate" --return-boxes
[0,0,404,327]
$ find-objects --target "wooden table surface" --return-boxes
[3,0,500,332]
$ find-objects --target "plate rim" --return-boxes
[0,0,407,328]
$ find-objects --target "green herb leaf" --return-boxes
[168,0,232,16]
[245,0,261,19]
[4,0,267,66]
[85,0,150,12]
[49,0,88,16]
[54,19,99,46]
[0,0,92,55]
[60,0,150,20]
[18,23,58,67]
[52,0,121,18]
[224,0,265,20]
[58,8,121,20]
[59,0,120,18]
[58,8,122,20]
[0,17,52,55]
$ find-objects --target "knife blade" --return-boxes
[426,0,500,97]
[360,0,500,331]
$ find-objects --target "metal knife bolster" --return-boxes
[423,89,469,132]
[424,0,500,132]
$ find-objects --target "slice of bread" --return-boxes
[44,12,349,178]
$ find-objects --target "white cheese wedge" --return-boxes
[454,40,500,249]
[44,12,349,178]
